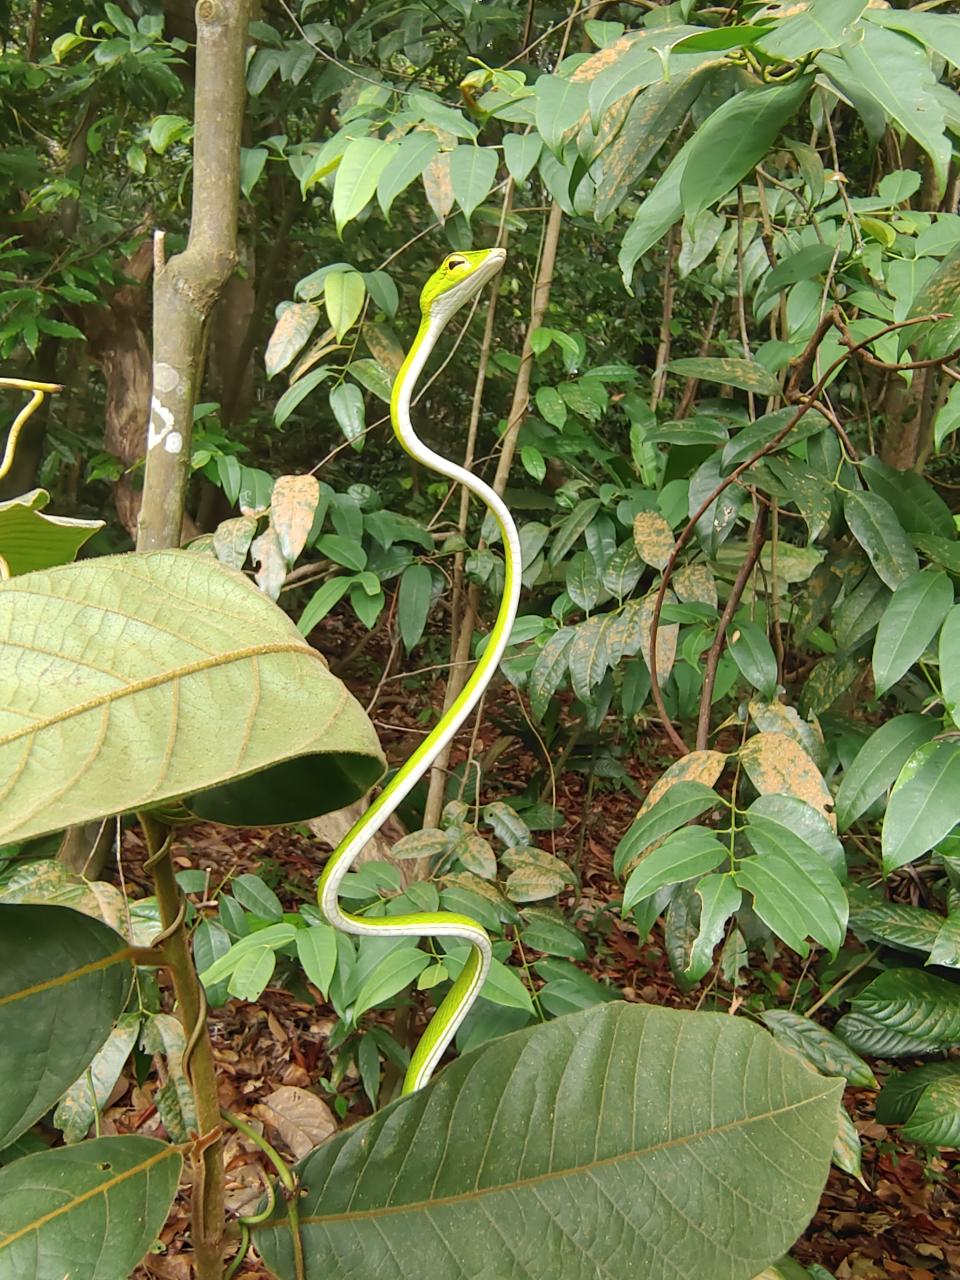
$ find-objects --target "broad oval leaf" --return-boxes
[0,1136,181,1280]
[0,904,133,1149]
[834,713,938,832]
[843,490,919,590]
[271,474,321,565]
[254,1004,842,1280]
[728,621,778,699]
[265,303,321,377]
[615,780,720,877]
[448,145,498,221]
[622,826,727,910]
[872,568,953,695]
[739,732,834,827]
[678,78,811,218]
[333,137,392,232]
[377,131,439,217]
[882,739,960,874]
[665,356,780,396]
[325,270,366,342]
[0,551,384,841]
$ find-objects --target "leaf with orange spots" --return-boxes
[633,510,675,569]
[748,699,825,767]
[638,590,678,683]
[422,151,454,223]
[271,475,321,565]
[637,750,728,819]
[740,731,835,827]
[674,562,718,609]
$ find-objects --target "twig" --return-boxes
[695,503,768,751]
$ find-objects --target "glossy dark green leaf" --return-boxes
[843,490,919,590]
[876,1061,960,1124]
[0,905,133,1150]
[737,829,847,958]
[872,569,953,695]
[835,714,938,832]
[835,969,960,1057]
[882,739,960,873]
[0,1136,181,1279]
[254,1004,842,1280]
[329,382,366,445]
[759,1010,877,1088]
[940,604,960,730]
[728,621,778,699]
[860,457,955,538]
[614,781,720,877]
[850,899,943,956]
[622,827,727,910]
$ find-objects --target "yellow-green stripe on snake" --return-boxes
[317,248,521,1094]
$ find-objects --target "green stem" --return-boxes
[140,815,225,1280]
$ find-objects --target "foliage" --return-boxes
[3,0,960,1276]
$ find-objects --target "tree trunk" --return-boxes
[137,0,251,553]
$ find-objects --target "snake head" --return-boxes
[419,248,506,324]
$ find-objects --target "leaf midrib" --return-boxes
[0,640,317,748]
[0,1146,178,1250]
[274,1087,838,1228]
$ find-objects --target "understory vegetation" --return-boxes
[1,1,959,1278]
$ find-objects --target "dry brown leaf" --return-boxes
[271,474,320,564]
[739,731,835,827]
[251,527,286,601]
[422,151,454,223]
[255,1085,336,1160]
[363,322,405,374]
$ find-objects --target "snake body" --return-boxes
[317,248,521,1094]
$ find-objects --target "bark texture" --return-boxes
[137,0,251,552]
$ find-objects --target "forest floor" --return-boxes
[117,618,958,1280]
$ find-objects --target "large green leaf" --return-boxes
[881,739,960,874]
[0,489,103,577]
[0,551,384,841]
[759,1010,877,1088]
[0,904,133,1150]
[940,604,960,729]
[622,826,727,909]
[860,457,955,538]
[834,714,938,832]
[872,568,953,695]
[755,0,867,61]
[834,25,951,199]
[332,137,392,233]
[679,78,811,218]
[843,490,919,590]
[448,145,498,221]
[614,780,720,876]
[0,1135,181,1280]
[254,1004,842,1280]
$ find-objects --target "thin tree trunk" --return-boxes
[137,0,251,552]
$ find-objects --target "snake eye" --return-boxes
[446,255,467,271]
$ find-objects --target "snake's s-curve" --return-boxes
[317,248,521,1094]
